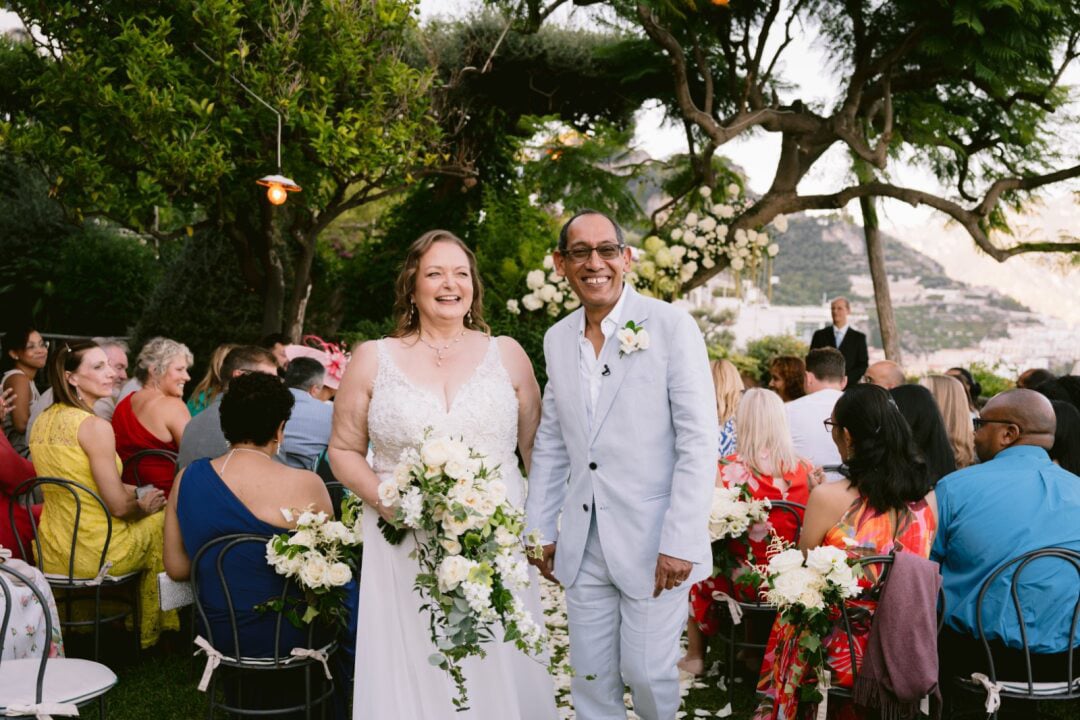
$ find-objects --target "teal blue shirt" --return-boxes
[931,445,1080,653]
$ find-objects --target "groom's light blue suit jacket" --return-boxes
[525,287,718,599]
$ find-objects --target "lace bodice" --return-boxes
[367,337,520,480]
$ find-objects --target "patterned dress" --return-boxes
[689,455,810,633]
[753,495,937,720]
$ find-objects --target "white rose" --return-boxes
[654,247,674,268]
[768,243,780,257]
[494,525,518,547]
[616,327,637,348]
[702,256,715,269]
[506,299,521,315]
[771,566,822,607]
[485,480,508,506]
[526,269,546,290]
[730,257,745,271]
[670,228,684,241]
[521,293,543,311]
[682,230,697,246]
[685,212,699,226]
[476,496,497,518]
[327,562,352,587]
[669,245,687,261]
[444,457,470,480]
[538,284,557,302]
[299,554,330,589]
[419,437,451,467]
[726,183,740,197]
[542,254,555,270]
[806,545,848,574]
[284,554,305,576]
[377,480,401,507]
[697,216,717,233]
[769,548,806,575]
[437,555,473,592]
[699,185,712,197]
[634,329,650,350]
[393,462,413,488]
[440,537,463,555]
[772,214,789,232]
[443,514,470,537]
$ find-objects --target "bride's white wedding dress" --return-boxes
[353,337,558,720]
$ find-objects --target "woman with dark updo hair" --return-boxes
[754,384,938,720]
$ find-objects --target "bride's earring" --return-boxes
[465,309,472,325]
[409,300,417,322]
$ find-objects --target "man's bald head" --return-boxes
[975,388,1057,461]
[863,361,905,390]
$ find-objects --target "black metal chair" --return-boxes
[951,547,1080,719]
[191,533,336,720]
[122,448,178,488]
[9,477,142,662]
[0,561,117,718]
[712,499,806,705]
[824,554,895,701]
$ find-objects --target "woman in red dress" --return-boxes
[679,388,812,675]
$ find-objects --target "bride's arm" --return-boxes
[498,337,542,473]
[328,341,390,520]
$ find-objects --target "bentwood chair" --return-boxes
[122,448,178,488]
[10,477,141,661]
[952,547,1080,719]
[0,561,117,718]
[191,534,336,720]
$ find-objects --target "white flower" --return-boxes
[756,231,771,248]
[506,299,521,315]
[327,562,352,587]
[377,480,400,507]
[669,245,687,261]
[526,269,546,290]
[443,457,470,480]
[682,230,697,247]
[768,243,780,257]
[698,216,717,233]
[393,462,413,489]
[485,480,508,506]
[442,514,470,537]
[654,247,674,268]
[716,223,729,239]
[694,234,708,249]
[616,327,637,350]
[462,580,493,613]
[734,229,748,246]
[685,212,699,226]
[564,294,581,311]
[420,437,453,468]
[806,545,848,574]
[769,548,806,575]
[299,554,330,589]
[546,302,560,317]
[770,566,823,607]
[437,555,473,592]
[494,525,518,547]
[399,487,424,527]
[633,329,650,350]
[440,537,462,555]
[542,254,555,270]
[730,257,745,271]
[670,228,684,241]
[699,185,712,197]
[537,283,557,302]
[772,214,789,233]
[715,204,735,219]
[726,183,740,197]
[521,293,543,311]
[494,552,530,590]
[702,256,715,269]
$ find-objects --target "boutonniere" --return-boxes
[616,320,649,356]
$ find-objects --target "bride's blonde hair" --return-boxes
[390,230,490,338]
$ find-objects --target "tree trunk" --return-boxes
[856,189,903,363]
[285,226,319,342]
[259,200,286,335]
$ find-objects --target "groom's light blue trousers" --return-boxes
[565,512,690,720]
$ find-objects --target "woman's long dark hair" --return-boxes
[834,384,931,512]
[890,384,956,485]
[1049,400,1080,476]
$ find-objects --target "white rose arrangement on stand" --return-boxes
[261,493,364,633]
[708,485,772,596]
[376,432,550,709]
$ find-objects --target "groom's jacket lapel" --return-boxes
[559,314,589,442]
[588,292,649,446]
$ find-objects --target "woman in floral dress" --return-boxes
[754,384,937,720]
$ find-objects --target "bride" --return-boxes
[328,230,558,720]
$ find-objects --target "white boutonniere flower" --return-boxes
[616,320,649,356]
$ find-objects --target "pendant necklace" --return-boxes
[418,329,467,367]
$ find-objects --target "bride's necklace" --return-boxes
[418,329,467,367]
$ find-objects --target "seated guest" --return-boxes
[1018,367,1055,390]
[163,373,356,712]
[1,402,38,561]
[30,338,131,434]
[281,357,334,469]
[29,340,176,648]
[945,366,981,418]
[186,343,236,416]
[921,374,976,468]
[1049,399,1080,476]
[767,356,805,403]
[785,348,845,480]
[932,389,1080,683]
[177,346,279,470]
[755,384,936,720]
[2,324,48,457]
[112,337,192,497]
[890,384,956,485]
[260,332,292,371]
[711,358,742,457]
[862,359,905,390]
[680,388,811,676]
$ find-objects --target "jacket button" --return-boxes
[582,503,589,512]
[589,462,597,470]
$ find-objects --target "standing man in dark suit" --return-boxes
[810,297,868,387]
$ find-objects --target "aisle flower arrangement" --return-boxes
[377,433,549,709]
[261,493,364,632]
[755,539,863,702]
[708,484,771,593]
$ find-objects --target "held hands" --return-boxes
[653,553,692,597]
[136,487,167,515]
[526,542,559,585]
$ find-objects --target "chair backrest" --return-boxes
[323,481,348,520]
[768,500,806,544]
[123,448,178,487]
[974,546,1080,692]
[834,554,895,681]
[0,562,53,704]
[190,533,315,664]
[9,477,113,580]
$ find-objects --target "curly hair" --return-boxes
[220,373,295,447]
[769,356,806,402]
[136,336,193,379]
[833,383,930,513]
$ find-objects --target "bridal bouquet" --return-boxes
[756,539,863,702]
[709,485,772,594]
[260,493,363,632]
[377,433,548,709]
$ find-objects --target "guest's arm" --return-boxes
[798,481,858,551]
[163,469,190,580]
[4,373,31,434]
[78,415,165,520]
[498,337,542,473]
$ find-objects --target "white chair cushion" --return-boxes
[43,571,139,585]
[0,658,117,707]
[999,677,1080,696]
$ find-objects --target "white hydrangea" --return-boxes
[698,216,717,233]
[526,269,546,290]
[542,254,555,270]
[730,257,745,271]
[772,214,789,233]
[462,580,493,613]
[506,299,520,315]
[521,293,542,311]
[537,284,558,302]
[768,243,780,257]
[699,185,712,197]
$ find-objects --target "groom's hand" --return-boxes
[653,554,692,597]
[527,543,559,585]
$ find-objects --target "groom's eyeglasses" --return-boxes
[560,243,625,264]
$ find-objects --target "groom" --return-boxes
[526,210,717,720]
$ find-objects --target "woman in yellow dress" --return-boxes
[29,339,177,648]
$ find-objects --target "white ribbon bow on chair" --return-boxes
[970,672,1003,713]
[4,702,79,719]
[83,561,114,587]
[193,635,225,692]
[711,590,744,625]
[290,647,333,680]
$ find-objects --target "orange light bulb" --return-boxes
[266,183,288,205]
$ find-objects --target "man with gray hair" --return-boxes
[810,296,868,387]
[27,336,130,435]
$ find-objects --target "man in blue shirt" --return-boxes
[932,389,1080,682]
[282,357,334,470]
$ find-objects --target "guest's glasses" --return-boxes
[26,340,50,350]
[973,417,1021,433]
[823,419,838,432]
[560,243,625,264]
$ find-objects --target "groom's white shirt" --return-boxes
[526,284,717,599]
[578,283,628,421]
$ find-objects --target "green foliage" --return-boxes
[969,361,1015,400]
[742,334,809,384]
